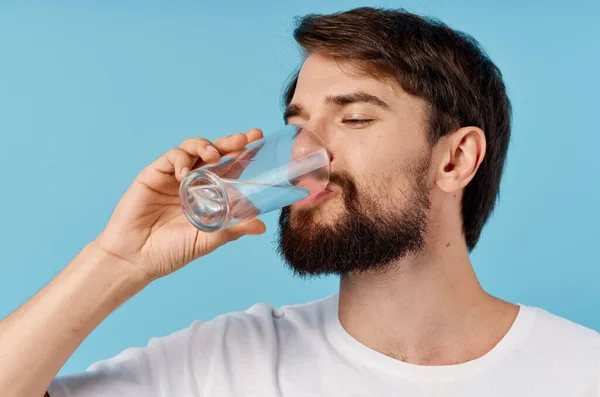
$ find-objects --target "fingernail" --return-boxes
[181,167,190,177]
[206,145,218,152]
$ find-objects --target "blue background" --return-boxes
[0,0,598,375]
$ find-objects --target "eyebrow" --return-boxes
[283,91,390,123]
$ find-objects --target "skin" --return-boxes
[0,131,266,397]
[0,53,517,397]
[286,54,518,364]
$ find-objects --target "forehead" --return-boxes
[293,53,402,103]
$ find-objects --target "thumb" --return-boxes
[222,218,267,242]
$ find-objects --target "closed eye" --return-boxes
[343,119,375,126]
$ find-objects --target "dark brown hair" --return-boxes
[283,7,512,250]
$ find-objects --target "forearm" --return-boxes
[0,241,148,397]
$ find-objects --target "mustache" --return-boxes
[283,171,360,218]
[326,171,360,212]
[327,171,357,194]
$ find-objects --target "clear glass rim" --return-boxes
[179,168,230,232]
[293,124,331,191]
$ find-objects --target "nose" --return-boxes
[289,125,332,161]
[300,123,334,165]
[288,125,332,190]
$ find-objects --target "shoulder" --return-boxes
[196,294,336,347]
[521,305,600,363]
[525,306,600,346]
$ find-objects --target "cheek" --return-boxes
[350,152,423,207]
[328,127,425,193]
[338,137,404,179]
[335,147,375,183]
[342,154,403,197]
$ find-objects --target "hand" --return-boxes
[94,128,266,282]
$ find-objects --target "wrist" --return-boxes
[82,240,152,295]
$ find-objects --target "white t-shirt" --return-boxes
[49,294,600,396]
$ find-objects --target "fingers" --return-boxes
[178,137,222,168]
[185,129,264,170]
[211,128,264,158]
[212,133,248,153]
[245,128,264,144]
[225,129,264,159]
[218,145,262,180]
[147,129,264,182]
[149,147,197,182]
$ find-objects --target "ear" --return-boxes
[435,127,486,193]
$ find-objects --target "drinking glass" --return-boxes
[179,124,330,232]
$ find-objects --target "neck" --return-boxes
[338,231,518,365]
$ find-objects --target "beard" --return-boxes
[276,155,431,278]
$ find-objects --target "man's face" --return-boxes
[277,54,434,276]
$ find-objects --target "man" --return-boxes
[1,7,598,397]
